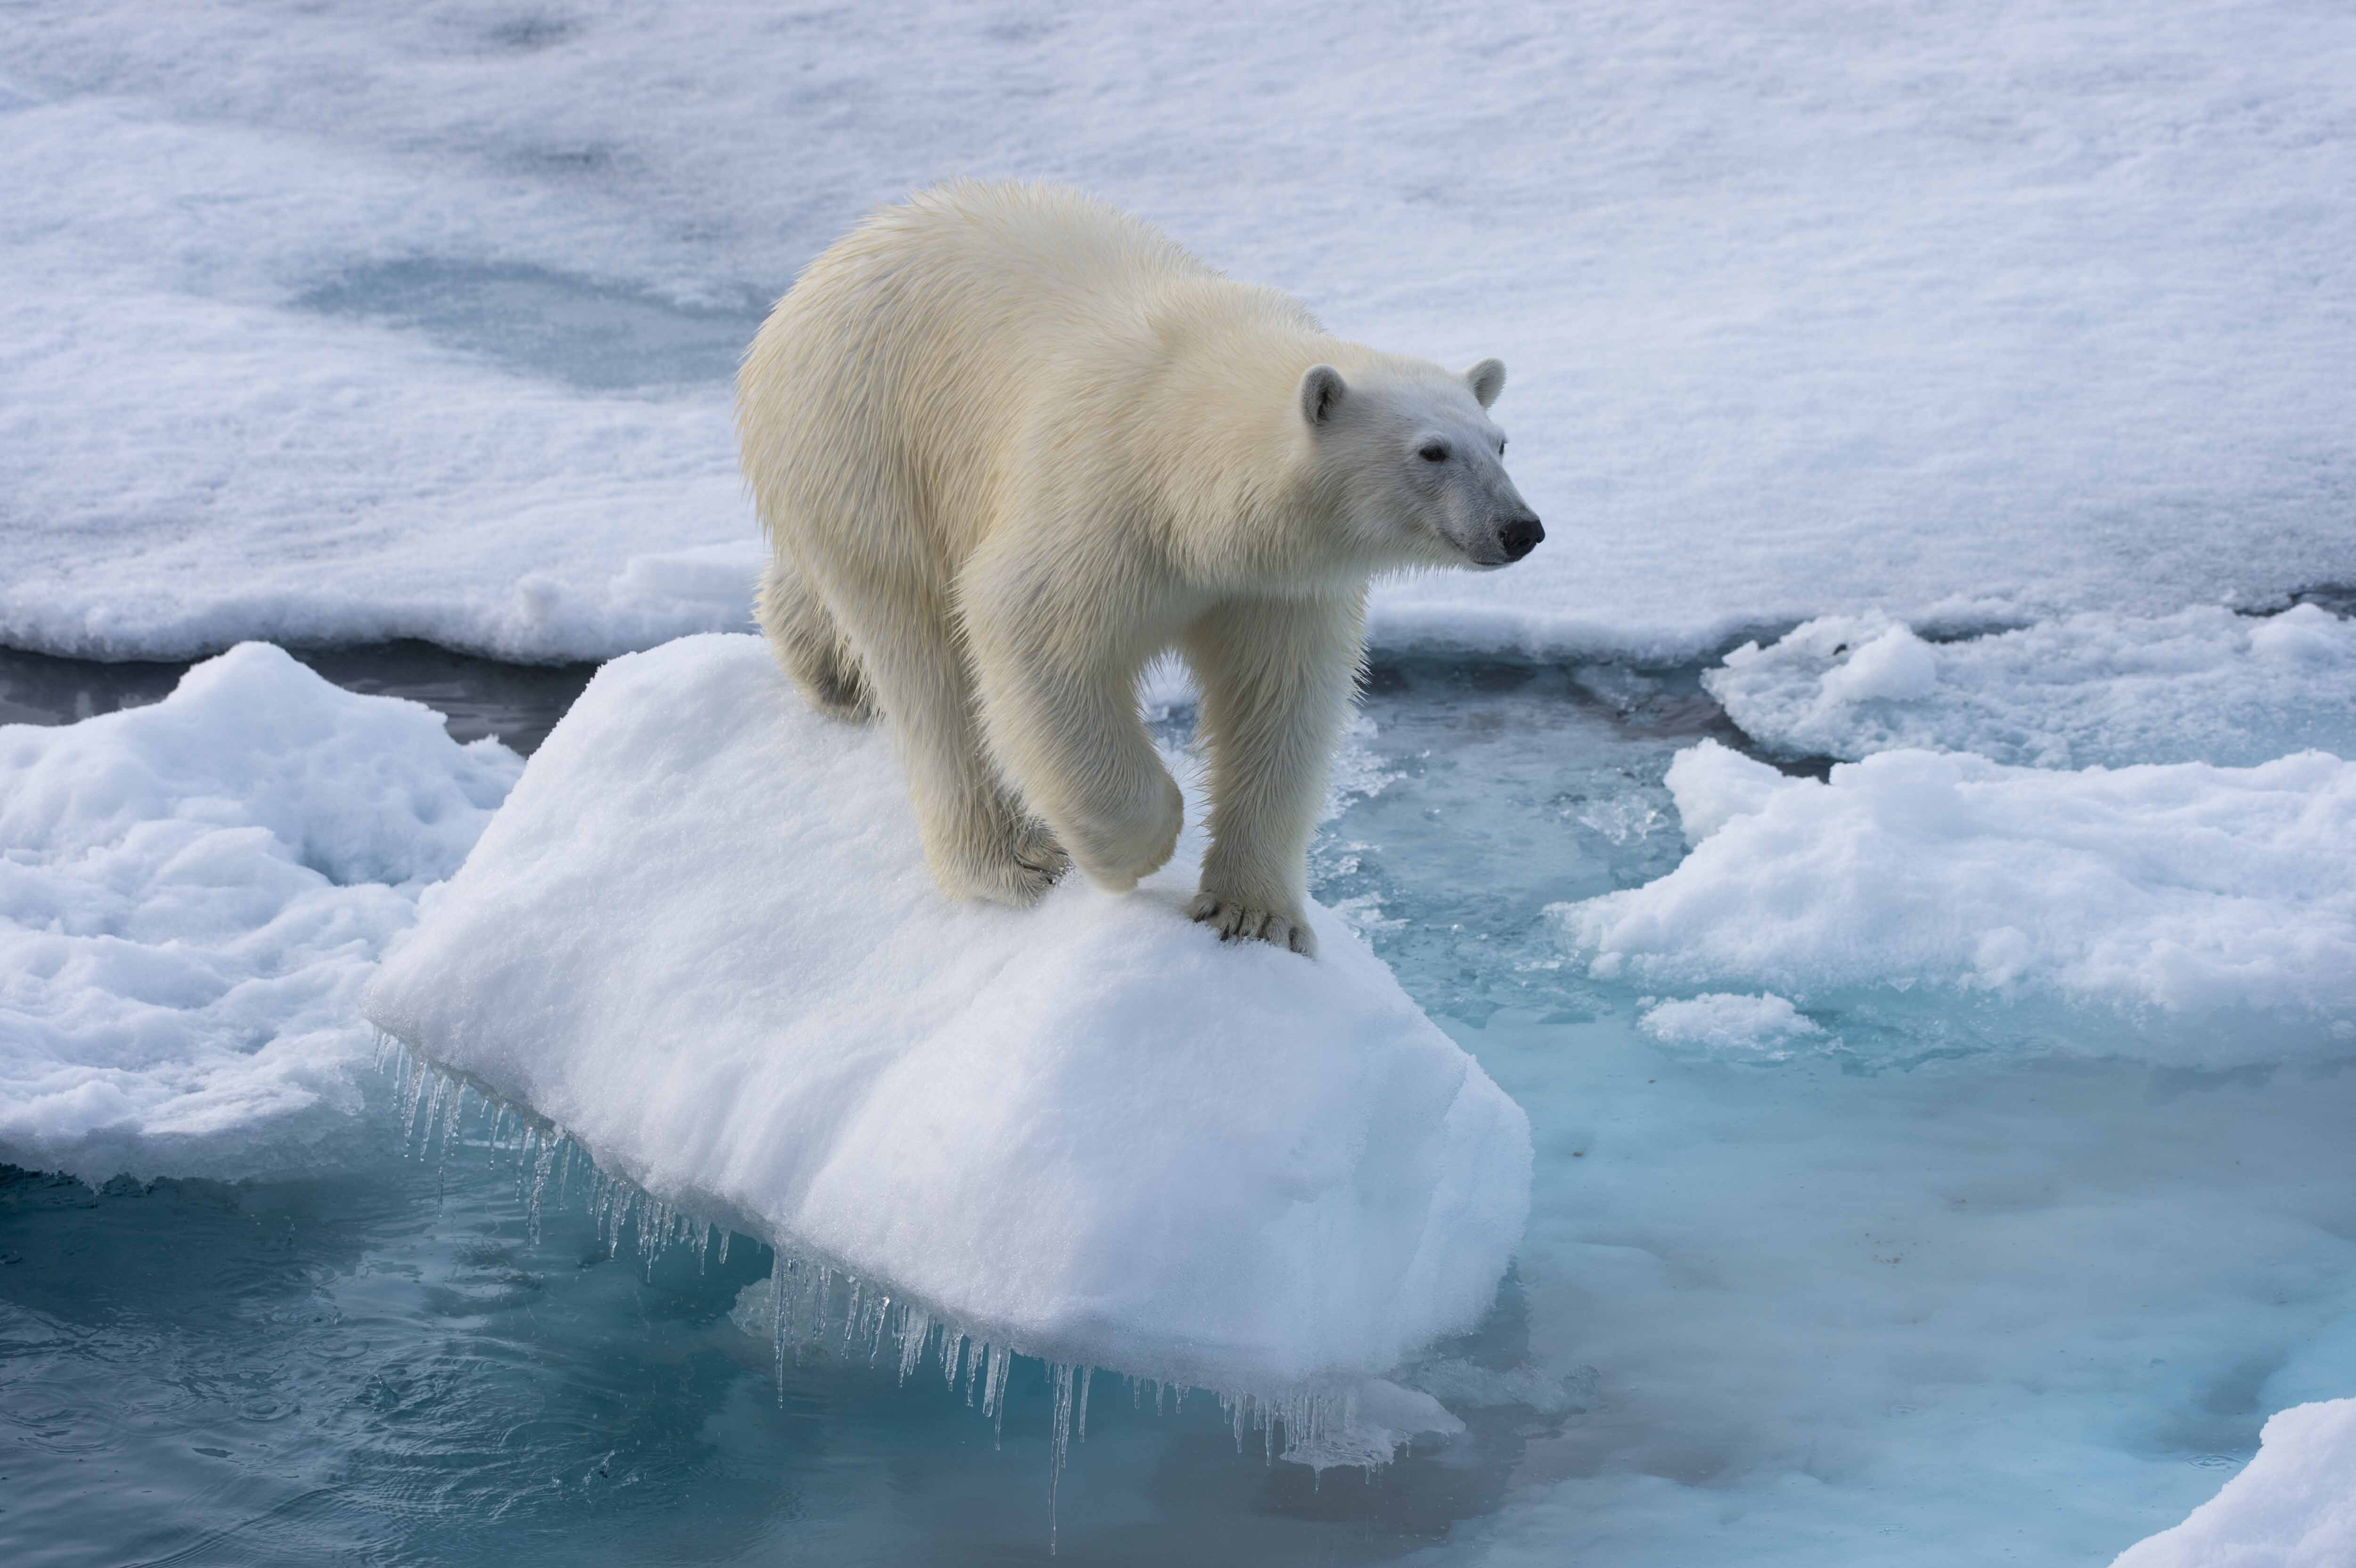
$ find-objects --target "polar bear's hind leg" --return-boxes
[757,552,875,723]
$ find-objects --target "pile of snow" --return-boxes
[1707,604,2356,768]
[1553,740,2356,1060]
[0,643,520,1183]
[2111,1400,2356,1568]
[364,633,1530,1407]
[1636,993,1825,1058]
[6,2,2355,664]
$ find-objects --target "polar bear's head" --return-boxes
[1299,357,1543,571]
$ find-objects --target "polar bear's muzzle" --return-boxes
[1498,514,1545,563]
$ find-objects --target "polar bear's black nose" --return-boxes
[1499,516,1544,562]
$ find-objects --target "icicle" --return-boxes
[434,1083,465,1160]
[778,1256,803,1348]
[526,1134,558,1244]
[1050,1362,1076,1475]
[897,1308,933,1384]
[717,1229,731,1267]
[1076,1366,1092,1443]
[839,1278,864,1352]
[984,1343,1012,1445]
[771,1264,788,1407]
[1048,1361,1078,1556]
[400,1058,429,1145]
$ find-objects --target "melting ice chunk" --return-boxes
[1637,993,1825,1057]
[2109,1399,2356,1568]
[1555,739,2356,1060]
[365,634,1531,1399]
[0,643,521,1182]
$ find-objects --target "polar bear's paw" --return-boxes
[1187,891,1317,958]
[943,837,1067,908]
[1008,818,1072,884]
[1070,771,1184,893]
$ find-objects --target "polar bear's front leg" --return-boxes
[973,658,1182,894]
[1180,595,1365,958]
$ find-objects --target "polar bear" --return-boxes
[736,182,1540,955]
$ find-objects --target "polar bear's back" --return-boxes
[737,182,1317,562]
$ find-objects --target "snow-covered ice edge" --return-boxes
[1704,603,2356,769]
[376,1037,1464,1482]
[2110,1398,2356,1568]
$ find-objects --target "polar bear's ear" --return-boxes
[1464,358,1507,409]
[1299,364,1348,426]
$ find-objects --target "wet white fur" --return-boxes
[736,181,1531,955]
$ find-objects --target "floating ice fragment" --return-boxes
[2110,1399,2356,1568]
[1637,994,1825,1056]
[1555,739,2356,1061]
[0,644,520,1183]
[365,634,1530,1415]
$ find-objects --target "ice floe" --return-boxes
[2111,1399,2356,1568]
[364,634,1530,1411]
[0,644,520,1182]
[1554,739,2356,1060]
[1637,993,1825,1057]
[5,3,2354,664]
[1707,604,2356,768]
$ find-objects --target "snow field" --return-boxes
[1553,739,2356,1061]
[5,0,2354,664]
[363,634,1530,1414]
[0,643,520,1182]
[1706,604,2356,768]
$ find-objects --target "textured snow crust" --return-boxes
[1707,604,2356,768]
[0,644,520,1182]
[364,634,1530,1396]
[1555,739,2356,1060]
[5,1,2355,664]
[2111,1400,2356,1568]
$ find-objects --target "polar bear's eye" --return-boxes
[1418,442,1449,463]
[1497,439,1507,456]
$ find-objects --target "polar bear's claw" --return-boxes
[930,810,1069,909]
[956,847,1065,908]
[1187,892,1317,958]
[1012,821,1071,880]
